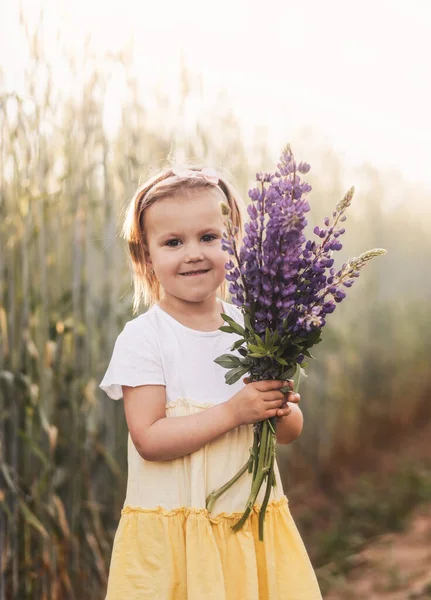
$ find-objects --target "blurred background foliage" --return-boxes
[1,11,431,600]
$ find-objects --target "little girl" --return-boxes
[99,166,322,600]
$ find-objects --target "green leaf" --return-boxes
[253,334,267,350]
[274,356,288,365]
[293,363,308,392]
[231,338,245,351]
[279,366,296,380]
[221,313,246,336]
[219,325,236,334]
[275,345,285,356]
[248,352,266,358]
[305,329,322,344]
[244,313,253,332]
[247,343,263,354]
[302,349,315,359]
[225,365,250,385]
[265,327,271,348]
[281,345,301,359]
[214,354,243,369]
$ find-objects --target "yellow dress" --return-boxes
[105,398,322,600]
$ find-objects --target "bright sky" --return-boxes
[1,0,431,187]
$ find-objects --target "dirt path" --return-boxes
[323,503,431,599]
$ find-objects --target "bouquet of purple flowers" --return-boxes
[206,145,386,540]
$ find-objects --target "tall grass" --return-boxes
[1,15,430,600]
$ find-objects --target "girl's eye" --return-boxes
[166,239,181,247]
[165,234,217,247]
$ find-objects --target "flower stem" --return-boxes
[206,417,277,539]
[249,427,259,474]
[258,438,275,541]
[205,454,252,513]
[232,419,274,533]
[252,424,261,479]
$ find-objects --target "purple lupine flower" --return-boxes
[221,146,386,374]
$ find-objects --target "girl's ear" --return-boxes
[144,249,155,277]
[143,243,152,266]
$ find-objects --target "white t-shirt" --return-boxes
[99,300,246,405]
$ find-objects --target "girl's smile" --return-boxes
[180,268,211,276]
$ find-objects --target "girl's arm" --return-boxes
[123,380,287,461]
[275,402,303,444]
[124,384,238,461]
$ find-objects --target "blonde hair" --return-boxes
[122,166,245,314]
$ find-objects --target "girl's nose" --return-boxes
[184,243,205,262]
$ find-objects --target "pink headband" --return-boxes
[172,166,219,185]
[139,167,221,207]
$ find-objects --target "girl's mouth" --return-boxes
[180,269,210,277]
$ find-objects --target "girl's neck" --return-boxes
[157,296,224,332]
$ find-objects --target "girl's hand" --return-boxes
[228,378,298,426]
[242,377,300,420]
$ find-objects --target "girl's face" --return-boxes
[144,188,228,307]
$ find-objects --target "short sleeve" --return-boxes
[99,320,165,400]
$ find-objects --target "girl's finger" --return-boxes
[264,399,285,411]
[263,391,285,402]
[277,406,292,418]
[287,392,300,404]
[255,380,289,392]
[243,378,294,387]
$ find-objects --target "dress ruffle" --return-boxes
[106,498,322,600]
